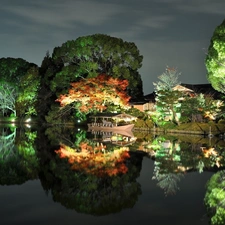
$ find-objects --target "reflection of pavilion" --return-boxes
[88,129,137,147]
[88,113,137,133]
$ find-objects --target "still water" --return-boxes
[0,125,224,225]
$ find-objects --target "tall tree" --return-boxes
[51,34,144,99]
[154,67,183,124]
[205,19,225,93]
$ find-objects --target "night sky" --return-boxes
[1,0,225,94]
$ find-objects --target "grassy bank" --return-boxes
[134,121,225,136]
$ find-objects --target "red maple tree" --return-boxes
[56,74,131,113]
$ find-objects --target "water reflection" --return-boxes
[40,148,143,215]
[37,126,144,215]
[0,125,39,185]
[1,125,225,223]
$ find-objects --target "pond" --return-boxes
[0,124,224,225]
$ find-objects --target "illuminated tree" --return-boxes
[51,34,143,99]
[205,19,225,93]
[0,57,37,117]
[0,82,17,116]
[37,35,143,123]
[204,171,225,225]
[154,67,183,124]
[180,93,223,122]
[56,74,131,114]
[16,67,40,117]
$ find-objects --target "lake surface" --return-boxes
[0,125,224,225]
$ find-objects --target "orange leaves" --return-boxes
[56,74,130,113]
[55,143,130,177]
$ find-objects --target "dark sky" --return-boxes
[1,0,225,94]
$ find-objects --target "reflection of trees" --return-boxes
[153,160,184,196]
[0,126,39,185]
[154,139,182,173]
[152,139,184,195]
[37,128,144,215]
[204,170,225,225]
[0,127,16,160]
[44,126,87,147]
[151,137,225,196]
[55,143,130,177]
[180,143,225,172]
[149,135,225,173]
[51,160,142,215]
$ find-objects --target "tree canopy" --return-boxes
[0,57,36,84]
[205,19,225,93]
[51,34,143,99]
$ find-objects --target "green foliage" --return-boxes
[156,89,183,124]
[0,57,36,83]
[218,119,225,124]
[205,19,225,93]
[181,95,201,114]
[160,121,176,129]
[0,127,39,185]
[205,171,225,225]
[134,118,148,127]
[125,107,147,118]
[16,66,40,117]
[45,104,68,124]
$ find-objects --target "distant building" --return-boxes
[180,83,222,99]
[129,92,156,112]
[130,83,222,112]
